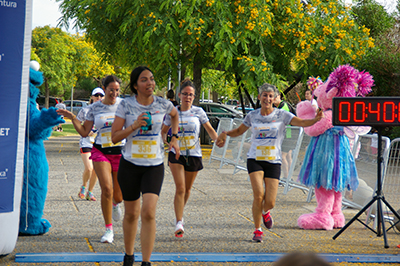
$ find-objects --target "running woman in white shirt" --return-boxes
[161,78,218,238]
[111,66,180,266]
[77,88,104,201]
[57,75,124,244]
[216,83,323,243]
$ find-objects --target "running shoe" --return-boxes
[100,229,114,243]
[174,220,184,238]
[86,191,97,201]
[112,203,122,222]
[262,211,274,229]
[123,253,134,266]
[252,229,263,242]
[78,186,86,199]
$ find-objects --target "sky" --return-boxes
[32,0,397,31]
[32,0,63,29]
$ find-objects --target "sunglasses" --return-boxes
[93,94,104,97]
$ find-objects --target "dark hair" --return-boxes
[102,75,121,89]
[180,78,195,91]
[166,89,175,99]
[305,88,312,93]
[89,98,93,104]
[129,66,153,95]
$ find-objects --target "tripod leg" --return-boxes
[376,198,389,248]
[381,197,400,221]
[333,196,377,240]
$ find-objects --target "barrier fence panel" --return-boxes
[209,118,233,168]
[342,134,390,228]
[220,118,245,168]
[281,127,309,194]
[381,138,400,230]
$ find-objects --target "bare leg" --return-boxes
[249,171,265,229]
[93,161,113,225]
[170,163,185,222]
[183,171,199,205]
[123,199,141,256]
[263,178,279,212]
[140,193,159,262]
[112,171,123,204]
[80,152,92,188]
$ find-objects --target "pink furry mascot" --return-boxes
[296,65,374,230]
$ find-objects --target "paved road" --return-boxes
[1,136,400,266]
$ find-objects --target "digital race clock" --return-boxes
[333,97,400,126]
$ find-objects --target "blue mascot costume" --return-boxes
[19,61,64,235]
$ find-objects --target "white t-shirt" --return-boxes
[164,105,209,157]
[243,108,295,164]
[307,99,318,109]
[77,107,93,148]
[86,97,125,148]
[115,95,174,166]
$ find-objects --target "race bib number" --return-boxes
[256,146,276,161]
[179,135,196,151]
[100,128,122,148]
[131,140,157,159]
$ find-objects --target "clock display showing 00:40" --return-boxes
[333,97,400,126]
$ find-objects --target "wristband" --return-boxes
[171,134,179,140]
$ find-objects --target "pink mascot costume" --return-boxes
[296,65,374,230]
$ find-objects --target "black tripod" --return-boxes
[333,127,400,248]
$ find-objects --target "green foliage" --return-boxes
[31,26,115,99]
[352,0,396,38]
[57,0,374,99]
[352,0,400,97]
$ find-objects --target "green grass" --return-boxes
[50,123,79,138]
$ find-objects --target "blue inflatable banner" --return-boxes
[0,0,31,255]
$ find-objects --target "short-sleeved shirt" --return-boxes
[307,99,318,109]
[77,107,96,148]
[243,108,295,164]
[86,97,125,148]
[115,95,174,166]
[164,105,209,157]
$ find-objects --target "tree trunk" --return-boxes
[45,78,50,109]
[193,55,202,106]
[235,75,246,116]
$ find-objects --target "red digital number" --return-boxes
[354,101,365,123]
[339,102,350,122]
[368,102,380,122]
[383,102,395,122]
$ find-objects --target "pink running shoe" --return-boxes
[78,186,86,199]
[252,229,263,242]
[262,211,274,229]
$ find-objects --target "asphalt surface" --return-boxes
[1,135,400,266]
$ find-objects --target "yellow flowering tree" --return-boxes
[58,0,374,104]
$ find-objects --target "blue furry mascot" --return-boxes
[19,61,64,235]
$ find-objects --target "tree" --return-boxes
[352,0,400,97]
[31,26,115,107]
[58,0,374,107]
